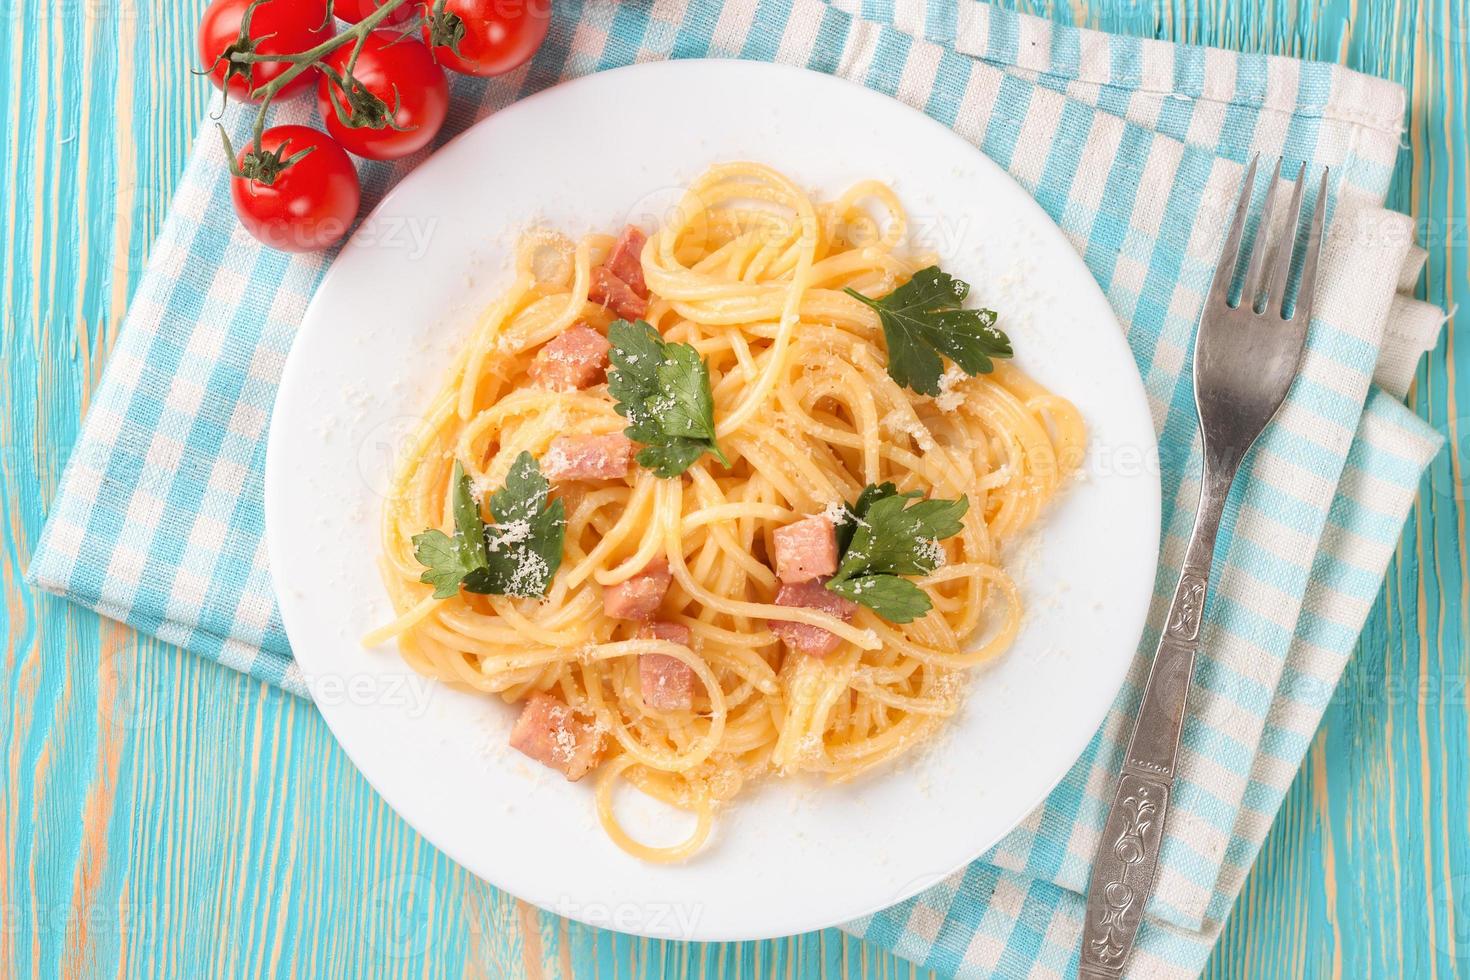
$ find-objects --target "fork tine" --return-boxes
[1289,168,1329,326]
[1264,163,1307,314]
[1207,155,1259,309]
[1241,157,1284,310]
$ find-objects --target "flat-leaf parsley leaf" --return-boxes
[412,454,566,600]
[606,319,728,478]
[845,266,1012,396]
[833,481,920,556]
[825,484,969,623]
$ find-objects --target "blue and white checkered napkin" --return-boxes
[31,0,1447,975]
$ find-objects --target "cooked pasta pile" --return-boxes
[366,163,1085,861]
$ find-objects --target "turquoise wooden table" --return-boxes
[3,1,1466,976]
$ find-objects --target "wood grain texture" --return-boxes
[1,0,1464,977]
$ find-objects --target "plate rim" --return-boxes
[265,57,1161,942]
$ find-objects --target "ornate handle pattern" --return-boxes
[1078,466,1232,978]
[1079,773,1169,978]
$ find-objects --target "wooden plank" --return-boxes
[0,0,1464,976]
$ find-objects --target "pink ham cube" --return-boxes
[544,433,634,481]
[606,225,649,299]
[637,622,695,711]
[638,654,695,711]
[508,692,603,780]
[603,559,672,621]
[638,620,692,646]
[768,578,858,658]
[588,265,648,320]
[528,323,611,391]
[771,516,839,584]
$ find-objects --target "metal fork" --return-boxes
[1078,156,1328,979]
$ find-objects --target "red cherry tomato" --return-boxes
[230,126,361,252]
[333,0,417,26]
[199,0,331,102]
[423,0,550,77]
[316,31,450,160]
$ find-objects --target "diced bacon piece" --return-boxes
[637,622,695,711]
[528,323,610,391]
[603,559,672,621]
[639,653,695,711]
[544,433,634,481]
[606,225,649,299]
[771,516,839,584]
[768,578,858,658]
[589,265,648,320]
[508,692,603,780]
[638,620,692,646]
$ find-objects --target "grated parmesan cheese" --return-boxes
[934,367,968,413]
[879,408,935,451]
[815,500,850,525]
[915,537,947,570]
[469,475,495,504]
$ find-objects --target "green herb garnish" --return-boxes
[413,454,566,599]
[844,266,1012,396]
[825,483,969,623]
[606,318,728,478]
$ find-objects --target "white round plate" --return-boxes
[266,60,1160,942]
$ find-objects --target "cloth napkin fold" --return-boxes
[31,0,1446,976]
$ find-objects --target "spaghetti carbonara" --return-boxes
[365,163,1085,861]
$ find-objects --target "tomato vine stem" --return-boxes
[216,0,428,178]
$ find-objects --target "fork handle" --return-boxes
[1078,465,1233,979]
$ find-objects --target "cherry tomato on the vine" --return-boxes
[422,0,551,77]
[230,126,361,252]
[199,0,332,102]
[333,0,417,26]
[317,30,450,160]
